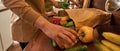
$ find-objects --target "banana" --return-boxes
[102,32,120,45]
[101,40,120,51]
[94,42,111,51]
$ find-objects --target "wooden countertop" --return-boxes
[27,31,96,51]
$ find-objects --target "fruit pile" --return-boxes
[50,16,95,51]
[94,32,120,51]
[50,16,75,29]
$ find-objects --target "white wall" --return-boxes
[0,10,13,51]
[0,0,13,51]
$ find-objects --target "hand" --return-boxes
[41,23,78,49]
[70,0,80,8]
[49,0,60,8]
[53,2,60,8]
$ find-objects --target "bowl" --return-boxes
[93,24,120,51]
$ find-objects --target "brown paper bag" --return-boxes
[24,8,111,51]
[65,8,111,30]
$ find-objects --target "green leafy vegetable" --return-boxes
[64,45,88,51]
[52,40,57,47]
[64,21,74,27]
[59,2,70,9]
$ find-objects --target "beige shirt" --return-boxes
[2,0,51,42]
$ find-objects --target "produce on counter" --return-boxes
[64,21,74,27]
[64,21,75,30]
[52,17,76,48]
[60,16,69,25]
[102,32,120,45]
[101,40,120,51]
[78,26,93,43]
[94,42,111,51]
[50,17,61,24]
[50,17,61,48]
[61,17,75,30]
[51,17,92,50]
[59,2,70,9]
[64,45,87,51]
[52,40,57,47]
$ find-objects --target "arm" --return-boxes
[82,0,91,8]
[69,0,91,8]
[2,0,78,49]
[49,0,59,8]
[70,0,79,6]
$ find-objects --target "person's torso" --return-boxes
[25,0,53,13]
[12,0,53,42]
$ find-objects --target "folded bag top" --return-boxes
[65,8,111,30]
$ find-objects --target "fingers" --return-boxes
[55,35,73,49]
[62,30,77,43]
[63,43,73,48]
[53,2,60,8]
[55,36,64,49]
[65,28,79,37]
[56,33,75,48]
[58,33,74,46]
[52,25,78,49]
[55,36,73,49]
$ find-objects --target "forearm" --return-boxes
[49,0,56,3]
[82,0,91,8]
[34,15,50,30]
[70,0,79,6]
[70,0,76,3]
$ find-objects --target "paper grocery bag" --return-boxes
[65,8,111,30]
[24,8,111,51]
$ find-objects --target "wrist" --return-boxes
[34,16,50,29]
